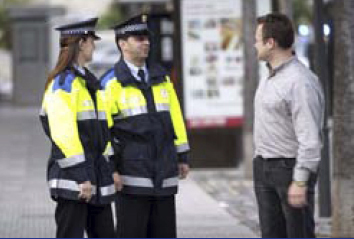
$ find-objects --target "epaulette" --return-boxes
[99,68,115,89]
[52,71,76,93]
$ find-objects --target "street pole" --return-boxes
[313,0,332,218]
[278,0,293,20]
[172,0,184,107]
[242,0,258,179]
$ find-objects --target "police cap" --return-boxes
[55,17,101,40]
[112,14,151,37]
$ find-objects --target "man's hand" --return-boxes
[78,181,92,202]
[288,182,307,208]
[113,171,123,191]
[178,163,190,179]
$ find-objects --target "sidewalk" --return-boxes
[0,105,257,238]
[190,169,259,234]
[191,169,332,238]
[177,177,257,238]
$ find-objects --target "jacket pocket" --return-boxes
[122,141,150,160]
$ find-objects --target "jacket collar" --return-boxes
[69,66,101,90]
[114,58,168,86]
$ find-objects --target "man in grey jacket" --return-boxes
[253,13,324,238]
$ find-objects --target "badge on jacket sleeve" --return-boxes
[128,96,141,105]
[82,100,92,107]
[160,89,168,99]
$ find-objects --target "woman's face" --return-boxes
[79,36,95,63]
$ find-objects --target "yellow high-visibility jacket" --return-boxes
[100,60,190,196]
[40,68,115,204]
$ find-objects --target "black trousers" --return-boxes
[253,156,317,238]
[116,193,177,238]
[55,198,115,238]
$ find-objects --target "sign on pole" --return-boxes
[181,0,243,128]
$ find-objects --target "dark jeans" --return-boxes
[253,156,317,238]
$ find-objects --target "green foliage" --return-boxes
[0,0,31,49]
[97,2,126,30]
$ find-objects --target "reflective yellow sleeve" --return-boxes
[101,78,123,170]
[102,79,120,129]
[166,76,190,153]
[99,89,113,128]
[46,88,84,158]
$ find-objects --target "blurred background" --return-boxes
[0,0,353,237]
[0,0,331,167]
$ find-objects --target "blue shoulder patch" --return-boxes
[100,68,115,89]
[52,71,75,93]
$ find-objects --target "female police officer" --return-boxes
[39,18,116,238]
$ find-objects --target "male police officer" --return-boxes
[100,14,190,238]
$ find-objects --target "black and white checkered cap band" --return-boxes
[115,23,148,35]
[61,27,94,35]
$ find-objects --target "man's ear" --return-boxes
[266,38,276,49]
[118,39,126,50]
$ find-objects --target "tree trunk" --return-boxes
[332,0,354,237]
[242,0,258,179]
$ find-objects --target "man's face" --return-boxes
[254,24,271,61]
[120,35,150,61]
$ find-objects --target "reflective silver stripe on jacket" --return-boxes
[121,176,179,188]
[48,179,97,194]
[114,104,170,120]
[103,146,114,162]
[155,103,170,112]
[77,110,96,120]
[121,106,148,117]
[121,175,154,187]
[57,154,85,168]
[107,146,114,156]
[97,111,107,120]
[100,184,116,196]
[113,114,124,120]
[39,108,46,116]
[114,106,148,120]
[162,177,179,188]
[176,143,190,153]
[43,109,105,121]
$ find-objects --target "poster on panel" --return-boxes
[181,0,243,129]
[181,0,271,129]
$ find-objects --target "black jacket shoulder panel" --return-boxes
[113,59,169,86]
[114,59,137,86]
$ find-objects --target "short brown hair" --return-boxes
[115,35,130,53]
[257,13,294,49]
